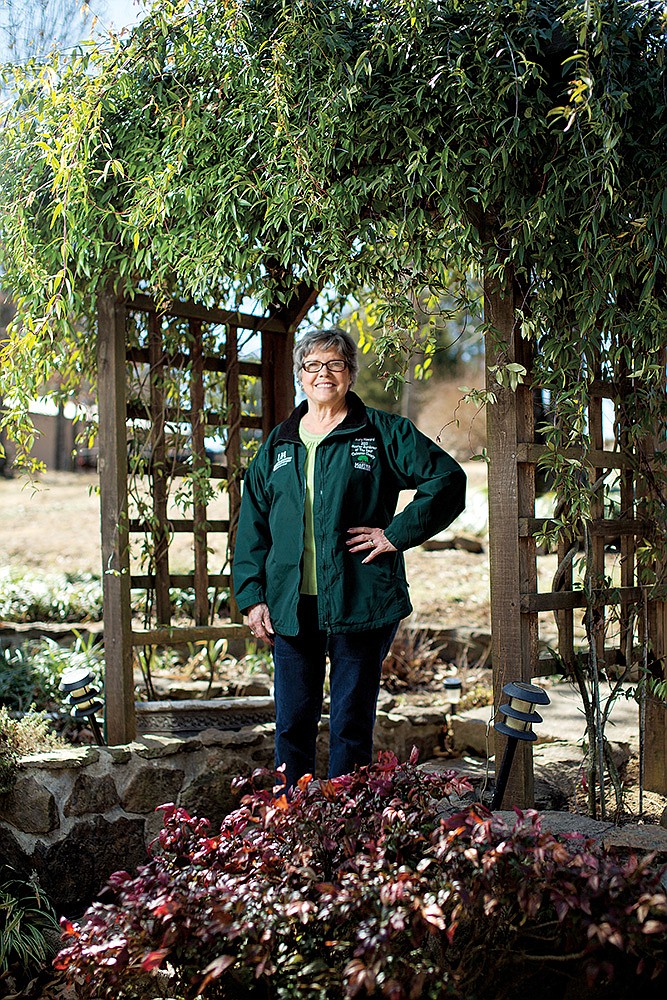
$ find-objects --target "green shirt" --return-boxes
[299,424,326,594]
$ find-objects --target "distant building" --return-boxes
[1,397,97,474]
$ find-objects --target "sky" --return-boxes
[90,0,146,32]
[0,1,146,58]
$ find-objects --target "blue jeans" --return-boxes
[272,596,399,788]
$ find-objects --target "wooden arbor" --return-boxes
[97,287,316,745]
[485,280,667,801]
[95,278,667,802]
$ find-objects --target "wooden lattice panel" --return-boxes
[486,283,666,799]
[122,298,268,633]
[98,289,315,743]
[518,381,645,674]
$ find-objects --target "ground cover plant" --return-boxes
[55,752,667,1000]
[0,866,60,988]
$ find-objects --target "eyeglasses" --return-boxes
[301,359,348,373]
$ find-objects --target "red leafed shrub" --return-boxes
[54,751,667,1000]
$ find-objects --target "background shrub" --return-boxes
[0,634,104,714]
[55,754,667,1000]
[0,569,103,623]
[0,708,66,792]
[0,569,225,627]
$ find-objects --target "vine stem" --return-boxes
[583,521,606,819]
[640,590,648,815]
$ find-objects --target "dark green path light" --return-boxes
[491,682,550,810]
[60,668,105,746]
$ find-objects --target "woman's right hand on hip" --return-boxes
[247,603,275,646]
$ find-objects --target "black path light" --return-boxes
[491,681,550,809]
[443,675,463,742]
[60,668,105,746]
[443,675,463,707]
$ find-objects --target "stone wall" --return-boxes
[0,706,446,913]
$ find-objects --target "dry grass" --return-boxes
[0,471,230,576]
[382,625,454,692]
[0,472,101,574]
[416,370,487,462]
[0,466,493,625]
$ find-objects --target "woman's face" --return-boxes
[300,345,352,407]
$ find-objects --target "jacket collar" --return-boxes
[276,391,369,444]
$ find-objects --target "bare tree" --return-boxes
[0,0,107,63]
[1,3,109,473]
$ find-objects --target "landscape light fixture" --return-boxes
[443,676,463,748]
[491,681,550,810]
[443,676,463,705]
[60,668,105,746]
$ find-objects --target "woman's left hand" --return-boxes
[346,526,397,564]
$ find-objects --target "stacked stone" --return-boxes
[0,704,449,912]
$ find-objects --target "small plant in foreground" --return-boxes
[456,680,493,712]
[55,753,667,1000]
[382,627,447,691]
[0,867,59,977]
[0,714,18,795]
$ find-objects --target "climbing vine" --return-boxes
[0,1,664,436]
[0,2,664,399]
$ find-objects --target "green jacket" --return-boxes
[232,392,466,635]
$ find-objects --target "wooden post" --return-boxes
[274,329,296,425]
[516,335,538,688]
[148,313,171,625]
[260,327,296,431]
[98,293,135,745]
[645,601,667,792]
[54,402,69,471]
[262,280,317,430]
[190,319,209,627]
[588,377,607,667]
[225,323,242,622]
[484,270,534,807]
[260,328,275,439]
[644,347,667,793]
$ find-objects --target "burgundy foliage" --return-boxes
[54,750,667,1000]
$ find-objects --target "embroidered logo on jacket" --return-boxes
[273,449,293,472]
[351,437,378,471]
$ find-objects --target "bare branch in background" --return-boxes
[0,0,107,62]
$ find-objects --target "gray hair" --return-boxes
[293,327,359,386]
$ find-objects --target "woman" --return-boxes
[232,328,466,789]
